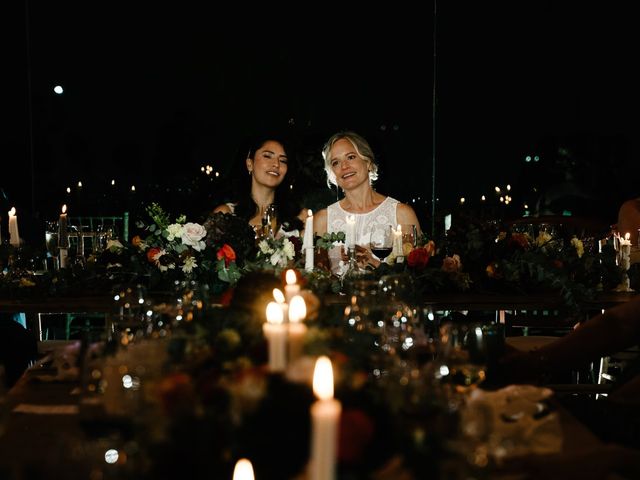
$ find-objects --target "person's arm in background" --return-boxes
[500,295,640,381]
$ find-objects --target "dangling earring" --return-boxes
[248,169,252,176]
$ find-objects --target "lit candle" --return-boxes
[284,269,300,303]
[310,356,341,480]
[620,232,632,270]
[8,207,20,247]
[392,224,403,260]
[304,209,314,271]
[58,204,69,268]
[263,301,287,372]
[273,287,289,323]
[288,295,307,364]
[233,458,255,480]
[345,214,356,249]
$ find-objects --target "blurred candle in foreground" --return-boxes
[284,269,300,303]
[310,356,341,480]
[8,207,20,247]
[304,209,314,271]
[232,458,255,480]
[273,287,288,323]
[263,301,287,372]
[288,295,307,363]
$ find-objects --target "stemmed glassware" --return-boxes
[369,224,394,262]
[44,221,59,271]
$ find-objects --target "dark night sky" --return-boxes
[2,2,640,227]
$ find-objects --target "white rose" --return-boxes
[182,223,207,251]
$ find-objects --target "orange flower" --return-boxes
[486,262,501,278]
[131,235,143,247]
[216,244,236,266]
[146,247,162,263]
[425,240,436,256]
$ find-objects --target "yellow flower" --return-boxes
[571,236,584,258]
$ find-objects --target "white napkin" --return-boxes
[460,385,563,461]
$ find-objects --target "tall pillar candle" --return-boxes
[310,356,341,480]
[58,204,69,268]
[304,209,314,271]
[233,458,255,480]
[288,295,307,364]
[345,214,356,249]
[392,224,403,261]
[8,207,20,247]
[620,232,632,270]
[284,269,300,303]
[263,302,287,372]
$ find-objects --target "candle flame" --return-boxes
[62,204,67,214]
[289,295,307,323]
[308,209,313,217]
[313,356,334,400]
[272,288,285,304]
[8,207,16,216]
[233,458,255,480]
[396,224,402,233]
[625,232,631,241]
[285,269,297,285]
[266,302,284,325]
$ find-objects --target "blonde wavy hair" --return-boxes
[321,131,379,188]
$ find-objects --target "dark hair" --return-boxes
[231,132,304,232]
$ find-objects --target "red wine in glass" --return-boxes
[369,225,394,262]
[371,247,392,261]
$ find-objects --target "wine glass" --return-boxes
[399,224,418,256]
[369,224,394,262]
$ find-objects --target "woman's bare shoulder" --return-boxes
[396,202,422,232]
[314,208,328,235]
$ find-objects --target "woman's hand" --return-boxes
[354,245,380,269]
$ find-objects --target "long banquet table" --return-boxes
[1,291,637,344]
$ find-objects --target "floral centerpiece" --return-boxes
[117,203,256,294]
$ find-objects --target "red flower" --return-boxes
[157,372,195,416]
[146,247,162,263]
[407,247,430,269]
[509,233,530,250]
[218,287,234,306]
[216,244,236,266]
